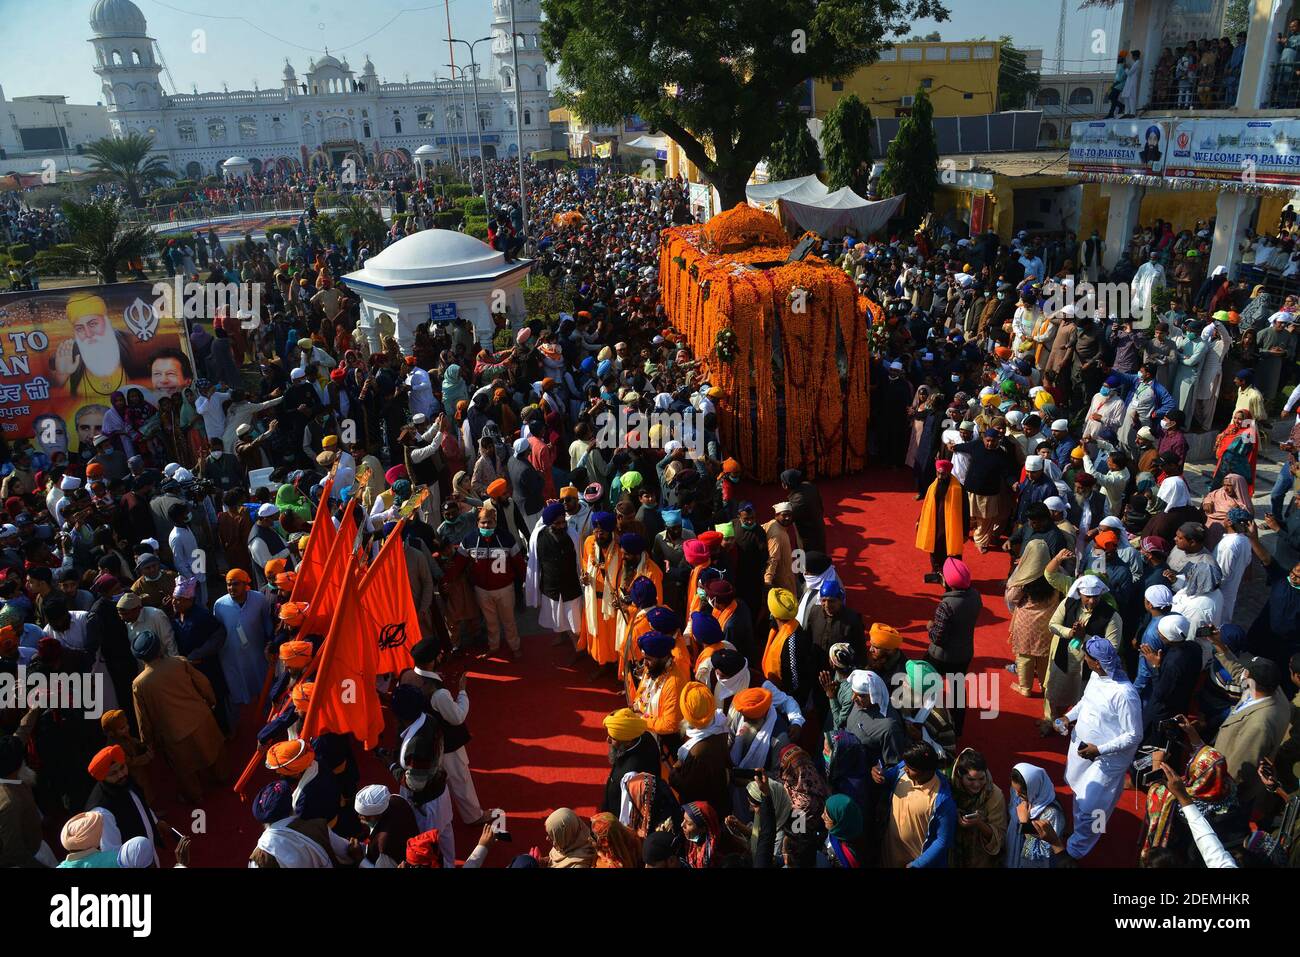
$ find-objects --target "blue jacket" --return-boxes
[1113,371,1175,422]
[882,762,957,868]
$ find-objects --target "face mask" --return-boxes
[741,521,756,529]
[1099,387,1111,397]
[478,527,493,538]
[951,375,961,383]
[997,293,1005,300]
[210,451,223,459]
[696,588,706,599]
[1160,419,1173,430]
[686,830,704,843]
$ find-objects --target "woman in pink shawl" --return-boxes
[1200,472,1253,550]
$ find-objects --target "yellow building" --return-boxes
[813,41,1000,120]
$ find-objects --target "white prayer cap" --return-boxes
[1028,386,1044,396]
[663,440,683,454]
[236,423,253,438]
[290,367,307,380]
[1075,574,1107,597]
[1051,419,1070,432]
[1006,410,1025,426]
[257,503,280,519]
[60,475,81,491]
[773,501,793,514]
[1024,454,1044,471]
[959,420,975,431]
[848,670,874,694]
[353,784,391,817]
[1212,265,1227,277]
[942,429,962,446]
[979,386,996,398]
[411,413,428,426]
[1043,496,1066,512]
[888,361,904,371]
[966,398,979,408]
[1144,585,1173,607]
[163,463,181,478]
[140,537,159,551]
[1099,516,1125,532]
[1137,426,1156,442]
[173,468,194,482]
[1157,613,1190,642]
[512,437,530,455]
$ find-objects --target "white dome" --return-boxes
[283,61,296,78]
[362,55,376,74]
[89,0,147,36]
[222,156,252,167]
[313,54,344,71]
[360,229,505,282]
[413,144,441,156]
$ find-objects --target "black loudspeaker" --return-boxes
[786,234,817,263]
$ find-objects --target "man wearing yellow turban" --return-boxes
[664,682,730,814]
[760,588,812,712]
[600,708,659,814]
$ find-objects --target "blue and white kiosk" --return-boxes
[341,228,531,355]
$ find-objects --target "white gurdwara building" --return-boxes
[88,0,551,178]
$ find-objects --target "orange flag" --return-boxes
[297,499,358,638]
[290,477,336,602]
[300,557,384,750]
[359,520,418,675]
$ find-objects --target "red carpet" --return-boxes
[161,465,1140,866]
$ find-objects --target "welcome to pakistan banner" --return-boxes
[1069,117,1300,189]
[0,281,195,457]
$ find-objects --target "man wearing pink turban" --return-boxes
[923,557,983,734]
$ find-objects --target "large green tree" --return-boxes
[541,0,948,211]
[997,35,1039,110]
[822,93,874,194]
[46,197,156,284]
[1224,0,1250,35]
[878,86,938,230]
[83,131,175,207]
[764,112,822,181]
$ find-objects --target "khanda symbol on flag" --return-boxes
[396,486,429,519]
[378,621,408,651]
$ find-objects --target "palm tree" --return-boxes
[46,198,157,284]
[332,196,388,252]
[83,131,176,207]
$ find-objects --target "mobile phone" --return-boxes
[729,767,759,783]
[494,831,513,843]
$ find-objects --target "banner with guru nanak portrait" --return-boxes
[0,281,195,460]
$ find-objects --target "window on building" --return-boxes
[950,46,970,61]
[924,46,946,61]
[1068,87,1094,105]
[878,49,897,62]
[900,47,922,61]
[177,120,197,143]
[363,122,371,138]
[972,45,994,60]
[921,77,933,88]
[523,109,531,126]
[207,118,227,144]
[479,109,491,130]
[239,117,258,141]
[393,109,403,134]
[417,108,435,129]
[831,81,844,91]
[963,92,973,99]
[1037,88,1061,106]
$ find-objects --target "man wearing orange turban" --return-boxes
[666,682,730,815]
[727,686,787,772]
[867,622,907,687]
[86,743,162,854]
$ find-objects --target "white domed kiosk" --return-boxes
[412,144,446,182]
[221,155,253,182]
[341,229,531,353]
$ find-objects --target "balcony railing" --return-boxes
[1267,59,1300,110]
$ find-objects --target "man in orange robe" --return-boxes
[632,629,685,749]
[607,533,664,666]
[579,512,620,671]
[915,458,966,584]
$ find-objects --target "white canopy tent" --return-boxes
[779,190,906,239]
[746,175,829,207]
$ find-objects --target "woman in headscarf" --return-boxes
[1210,406,1259,495]
[950,748,1008,868]
[1005,762,1067,868]
[543,808,596,868]
[1005,539,1059,697]
[179,386,207,463]
[589,812,642,868]
[777,744,830,826]
[681,800,743,868]
[1140,746,1247,865]
[441,363,469,410]
[274,483,313,523]
[820,793,865,868]
[1200,472,1253,550]
[1041,568,1121,730]
[618,771,680,839]
[1140,476,1205,543]
[904,385,933,475]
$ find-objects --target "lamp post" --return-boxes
[508,0,528,239]
[447,36,493,215]
[433,75,460,175]
[445,64,474,184]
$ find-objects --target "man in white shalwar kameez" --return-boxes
[1130,253,1165,325]
[1193,319,1229,432]
[1063,636,1142,860]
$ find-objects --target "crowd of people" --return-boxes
[2,154,1300,871]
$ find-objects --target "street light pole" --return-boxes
[448,36,494,215]
[434,75,459,175]
[445,64,473,184]
[508,0,528,239]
